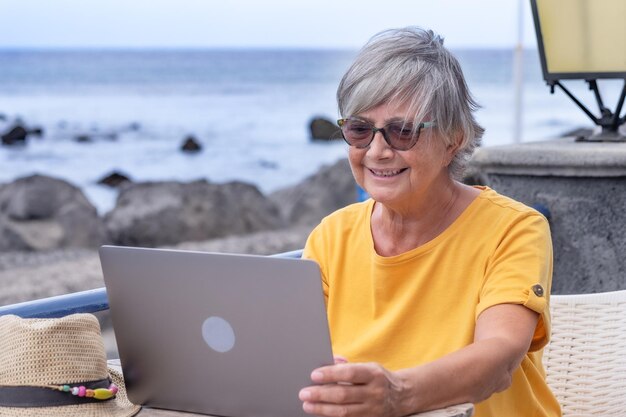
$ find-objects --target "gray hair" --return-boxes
[337,27,484,179]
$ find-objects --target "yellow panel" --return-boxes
[537,0,626,73]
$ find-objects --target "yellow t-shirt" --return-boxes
[303,186,561,417]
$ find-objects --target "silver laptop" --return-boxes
[99,245,334,417]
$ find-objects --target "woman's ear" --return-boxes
[443,133,463,166]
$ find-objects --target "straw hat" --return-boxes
[0,313,140,417]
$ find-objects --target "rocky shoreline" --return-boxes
[0,157,355,251]
[0,158,356,307]
[0,160,356,358]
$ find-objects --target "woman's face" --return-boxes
[347,101,456,209]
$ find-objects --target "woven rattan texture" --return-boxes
[0,314,107,385]
[0,314,140,417]
[543,290,626,417]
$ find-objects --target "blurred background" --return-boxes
[1,0,619,214]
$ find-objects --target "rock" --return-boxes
[97,171,132,188]
[181,136,202,152]
[0,122,45,145]
[1,125,28,146]
[269,158,358,226]
[0,114,6,121]
[28,127,44,137]
[0,175,107,251]
[173,225,313,257]
[74,132,117,143]
[105,180,284,247]
[75,134,92,143]
[309,117,343,141]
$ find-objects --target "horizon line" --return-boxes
[0,45,540,52]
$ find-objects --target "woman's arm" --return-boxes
[299,303,539,417]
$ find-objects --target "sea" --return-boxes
[0,48,619,214]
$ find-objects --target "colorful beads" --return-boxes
[93,388,115,400]
[49,382,118,401]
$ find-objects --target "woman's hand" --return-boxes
[299,362,407,417]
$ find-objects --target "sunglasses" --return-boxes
[337,118,436,151]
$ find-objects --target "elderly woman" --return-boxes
[298,27,560,417]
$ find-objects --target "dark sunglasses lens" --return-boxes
[342,120,372,147]
[386,123,418,150]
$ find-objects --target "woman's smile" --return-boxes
[367,167,408,178]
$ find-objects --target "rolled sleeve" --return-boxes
[476,213,553,351]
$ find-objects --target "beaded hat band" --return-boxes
[0,378,118,407]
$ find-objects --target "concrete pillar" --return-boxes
[469,137,626,294]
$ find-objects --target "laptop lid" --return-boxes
[99,245,334,417]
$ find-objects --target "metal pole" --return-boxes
[512,0,525,143]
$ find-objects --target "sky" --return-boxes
[0,0,540,49]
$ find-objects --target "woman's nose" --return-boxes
[367,130,394,157]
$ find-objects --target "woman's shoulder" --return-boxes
[474,186,546,219]
[464,186,550,237]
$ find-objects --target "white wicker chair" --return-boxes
[544,290,626,416]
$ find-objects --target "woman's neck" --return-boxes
[370,181,479,257]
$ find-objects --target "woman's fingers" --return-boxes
[311,362,384,384]
[333,354,348,364]
[300,381,364,404]
[302,400,370,417]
